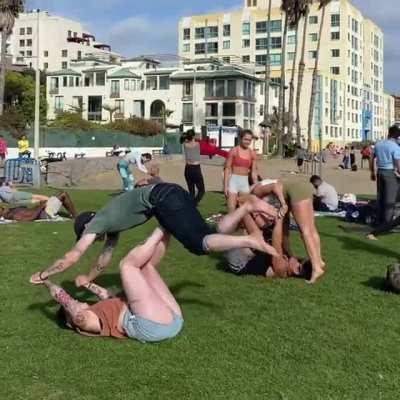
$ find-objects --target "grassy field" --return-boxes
[1,189,399,400]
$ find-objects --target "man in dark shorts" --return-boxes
[30,183,278,286]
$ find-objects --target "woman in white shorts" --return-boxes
[224,130,258,212]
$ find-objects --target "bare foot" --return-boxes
[249,231,279,257]
[366,234,378,241]
[30,272,46,285]
[307,267,326,284]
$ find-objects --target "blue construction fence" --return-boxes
[3,158,38,184]
[0,130,183,154]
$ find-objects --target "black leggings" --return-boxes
[184,164,205,204]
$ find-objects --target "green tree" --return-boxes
[307,0,332,151]
[0,0,25,114]
[102,103,119,123]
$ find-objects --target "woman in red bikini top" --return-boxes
[224,129,258,212]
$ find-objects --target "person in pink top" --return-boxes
[0,135,7,161]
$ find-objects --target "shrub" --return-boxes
[105,117,162,136]
[49,111,96,131]
[0,107,27,138]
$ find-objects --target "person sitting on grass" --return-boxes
[223,208,312,280]
[30,183,278,286]
[40,228,183,343]
[0,191,77,221]
[135,164,163,187]
[309,175,339,212]
[0,180,50,206]
[250,178,326,284]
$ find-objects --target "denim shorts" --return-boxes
[122,309,183,343]
[228,174,250,194]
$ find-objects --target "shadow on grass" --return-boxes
[362,276,389,292]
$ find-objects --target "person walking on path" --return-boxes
[116,150,152,192]
[367,125,400,240]
[182,130,205,204]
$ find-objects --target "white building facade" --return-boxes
[7,10,119,71]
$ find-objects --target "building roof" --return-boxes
[123,56,160,64]
[107,68,141,79]
[46,68,81,76]
[143,68,178,76]
[170,68,263,82]
[82,66,115,73]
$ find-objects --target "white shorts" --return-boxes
[228,174,250,194]
[44,196,62,218]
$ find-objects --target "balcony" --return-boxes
[110,91,120,99]
[49,87,59,95]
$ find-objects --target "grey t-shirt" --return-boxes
[317,181,339,210]
[0,185,15,203]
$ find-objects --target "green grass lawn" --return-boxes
[1,190,399,400]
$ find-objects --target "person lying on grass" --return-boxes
[30,183,278,286]
[0,191,77,221]
[223,210,312,280]
[0,180,50,206]
[41,228,183,343]
[249,178,326,284]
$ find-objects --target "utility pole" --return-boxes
[33,9,41,187]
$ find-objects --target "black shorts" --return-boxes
[297,159,304,167]
[237,252,270,276]
[149,183,215,255]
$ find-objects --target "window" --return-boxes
[182,43,190,53]
[242,39,250,48]
[183,28,190,40]
[287,34,296,45]
[77,51,82,60]
[206,26,218,38]
[69,76,74,87]
[111,80,120,96]
[309,16,318,24]
[124,79,129,90]
[222,56,231,64]
[54,96,64,112]
[75,77,80,86]
[255,54,267,65]
[195,27,205,39]
[331,67,340,75]
[195,43,205,54]
[26,50,32,57]
[207,42,218,54]
[205,80,214,97]
[44,62,48,69]
[256,21,267,33]
[309,51,317,59]
[223,102,236,117]
[115,99,125,115]
[62,76,68,87]
[19,39,25,47]
[331,14,340,27]
[159,76,170,90]
[287,52,295,61]
[61,61,68,69]
[331,49,340,57]
[270,20,282,32]
[27,27,32,35]
[182,103,193,123]
[19,50,25,56]
[242,22,250,35]
[50,77,59,91]
[256,38,268,50]
[20,27,25,35]
[216,80,225,97]
[146,76,157,90]
[27,39,32,46]
[206,103,218,117]
[242,55,250,63]
[223,24,231,37]
[44,50,49,57]
[270,37,282,49]
[95,72,105,86]
[62,49,68,57]
[227,80,236,97]
[223,40,230,50]
[183,81,193,97]
[331,31,340,40]
[309,33,318,42]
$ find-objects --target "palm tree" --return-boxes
[262,0,272,155]
[287,1,310,141]
[295,0,313,145]
[0,1,25,115]
[307,0,332,151]
[102,103,118,123]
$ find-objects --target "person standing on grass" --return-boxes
[367,125,400,241]
[116,149,152,192]
[0,135,7,162]
[224,130,258,213]
[182,129,205,204]
[310,175,339,212]
[29,182,278,286]
[40,228,184,343]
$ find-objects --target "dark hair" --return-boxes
[142,153,152,161]
[386,264,400,293]
[310,175,322,184]
[300,260,312,281]
[180,129,195,144]
[74,211,96,241]
[388,125,400,139]
[239,129,254,140]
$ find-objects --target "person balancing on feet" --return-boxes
[30,182,278,286]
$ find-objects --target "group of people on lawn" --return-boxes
[26,128,328,344]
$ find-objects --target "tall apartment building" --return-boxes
[393,95,400,124]
[7,10,120,71]
[179,0,387,146]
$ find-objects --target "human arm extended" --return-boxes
[83,282,114,300]
[251,181,288,218]
[135,152,148,173]
[369,150,376,181]
[251,151,258,186]
[74,234,119,287]
[29,233,96,284]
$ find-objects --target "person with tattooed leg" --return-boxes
[42,228,184,342]
[30,183,278,286]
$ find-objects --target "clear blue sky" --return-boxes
[26,0,399,93]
